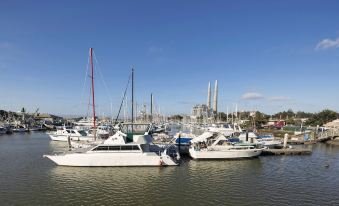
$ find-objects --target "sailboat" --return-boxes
[48,48,100,142]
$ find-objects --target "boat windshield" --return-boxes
[121,124,151,134]
[78,130,88,136]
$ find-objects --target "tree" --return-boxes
[306,109,338,126]
[254,111,269,128]
[218,112,227,122]
[296,111,314,119]
[272,109,295,119]
[169,115,183,121]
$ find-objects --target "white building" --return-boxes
[192,104,209,120]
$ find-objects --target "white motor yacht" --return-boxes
[43,130,179,167]
[207,123,242,136]
[189,132,262,159]
[47,128,93,141]
[238,132,282,148]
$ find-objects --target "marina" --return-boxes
[1,1,339,205]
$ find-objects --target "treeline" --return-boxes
[230,109,339,127]
[0,110,20,121]
[168,115,183,121]
[168,109,339,127]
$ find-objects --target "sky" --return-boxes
[1,0,339,116]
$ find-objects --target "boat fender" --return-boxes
[159,158,163,166]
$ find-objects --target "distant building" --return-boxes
[34,113,63,123]
[182,115,191,123]
[266,119,286,129]
[192,104,209,119]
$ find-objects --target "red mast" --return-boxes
[90,48,96,139]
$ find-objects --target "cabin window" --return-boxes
[108,146,120,151]
[93,145,140,151]
[94,146,109,151]
[217,140,229,145]
[120,146,133,150]
[78,130,87,136]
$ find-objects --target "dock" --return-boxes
[262,148,312,156]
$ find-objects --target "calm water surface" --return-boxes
[0,132,338,206]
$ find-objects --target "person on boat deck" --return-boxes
[193,143,200,150]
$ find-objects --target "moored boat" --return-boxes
[189,132,263,159]
[47,128,93,141]
[43,130,179,167]
[238,132,282,148]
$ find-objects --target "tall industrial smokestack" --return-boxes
[151,93,153,122]
[207,82,211,110]
[213,80,218,114]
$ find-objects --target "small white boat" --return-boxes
[43,130,179,167]
[47,128,93,141]
[238,132,282,148]
[207,123,242,136]
[12,127,28,133]
[0,126,6,134]
[86,126,110,139]
[189,132,262,159]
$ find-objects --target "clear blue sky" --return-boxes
[1,0,339,116]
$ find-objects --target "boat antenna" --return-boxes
[114,73,132,123]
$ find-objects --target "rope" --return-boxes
[79,49,90,116]
[93,51,114,117]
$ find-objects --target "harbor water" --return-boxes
[0,132,338,206]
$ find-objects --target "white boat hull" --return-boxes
[189,148,262,159]
[44,152,177,166]
[260,141,282,148]
[48,135,93,142]
[12,128,28,132]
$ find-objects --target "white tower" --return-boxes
[213,80,218,114]
[207,82,211,114]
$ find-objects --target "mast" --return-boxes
[131,68,134,132]
[90,48,96,140]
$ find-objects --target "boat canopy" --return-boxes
[238,132,257,138]
[133,134,153,144]
[103,131,127,145]
[191,132,214,143]
[175,137,192,144]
